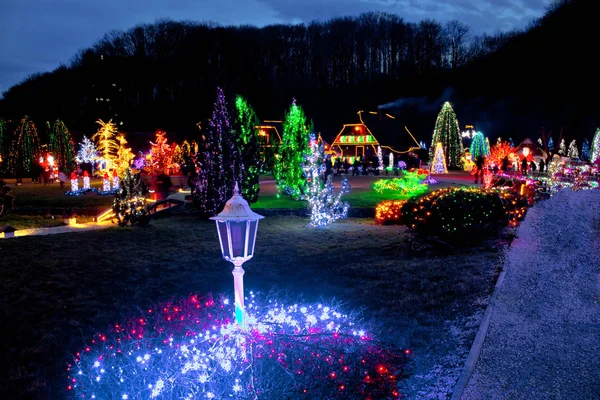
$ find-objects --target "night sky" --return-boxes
[0,0,551,97]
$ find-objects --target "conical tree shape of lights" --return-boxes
[49,119,75,172]
[194,87,241,218]
[234,95,262,203]
[590,128,600,163]
[273,98,310,199]
[377,146,383,170]
[470,131,490,159]
[581,139,590,161]
[9,116,41,175]
[431,142,448,174]
[430,102,463,169]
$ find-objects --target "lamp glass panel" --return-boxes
[229,221,246,258]
[217,221,230,259]
[247,220,258,256]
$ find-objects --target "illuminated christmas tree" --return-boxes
[92,119,119,171]
[388,152,394,171]
[377,146,383,170]
[567,140,579,159]
[114,168,149,226]
[194,87,240,217]
[49,119,75,172]
[76,135,98,164]
[547,137,554,152]
[591,128,600,163]
[304,133,350,227]
[273,99,310,199]
[114,134,135,178]
[581,139,590,161]
[8,116,41,176]
[234,95,262,203]
[470,131,490,159]
[430,102,463,169]
[558,139,567,155]
[146,130,177,175]
[431,142,448,174]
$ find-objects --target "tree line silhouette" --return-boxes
[0,0,597,147]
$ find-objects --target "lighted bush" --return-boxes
[68,293,409,399]
[371,171,428,195]
[400,187,527,242]
[375,200,407,225]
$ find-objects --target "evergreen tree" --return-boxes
[9,116,41,176]
[581,138,590,161]
[567,140,579,159]
[470,131,490,159]
[273,99,310,199]
[547,137,554,151]
[194,87,240,217]
[558,139,567,155]
[431,142,448,174]
[92,119,119,171]
[234,95,262,203]
[304,133,350,227]
[591,128,600,163]
[430,102,463,169]
[113,168,149,226]
[49,119,75,172]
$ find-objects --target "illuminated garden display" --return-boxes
[114,134,135,178]
[470,131,490,159]
[431,142,448,174]
[371,170,428,196]
[304,133,351,226]
[590,128,600,163]
[113,168,149,226]
[272,99,310,199]
[76,135,98,165]
[568,140,579,159]
[92,119,119,171]
[430,102,463,169]
[7,116,41,176]
[49,119,75,172]
[146,130,178,175]
[581,139,590,161]
[489,140,515,169]
[194,87,241,217]
[68,293,407,399]
[234,95,262,203]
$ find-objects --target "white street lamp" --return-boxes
[210,182,264,325]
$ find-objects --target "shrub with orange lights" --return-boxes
[375,200,407,225]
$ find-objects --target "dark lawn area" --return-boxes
[0,215,506,398]
[7,179,114,210]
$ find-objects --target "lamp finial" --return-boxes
[234,181,239,196]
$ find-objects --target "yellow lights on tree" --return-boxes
[92,119,119,171]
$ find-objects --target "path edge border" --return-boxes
[450,261,508,400]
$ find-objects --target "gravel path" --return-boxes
[462,189,600,399]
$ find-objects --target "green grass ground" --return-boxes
[0,216,505,398]
[6,179,114,209]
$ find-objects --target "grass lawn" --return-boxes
[253,191,415,209]
[6,180,114,210]
[0,215,507,398]
[0,214,95,230]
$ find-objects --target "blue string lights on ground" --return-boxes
[67,293,408,399]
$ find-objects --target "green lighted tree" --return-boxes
[234,95,262,203]
[49,119,76,172]
[273,99,310,199]
[9,116,41,176]
[430,102,463,168]
[470,131,490,159]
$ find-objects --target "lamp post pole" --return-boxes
[232,260,245,325]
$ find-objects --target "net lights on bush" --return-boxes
[67,293,408,400]
[304,133,351,227]
[371,171,428,196]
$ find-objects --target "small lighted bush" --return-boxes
[372,171,428,195]
[375,200,407,225]
[400,187,527,242]
[68,293,409,399]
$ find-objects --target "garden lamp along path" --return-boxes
[211,182,264,325]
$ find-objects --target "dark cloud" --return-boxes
[0,0,551,97]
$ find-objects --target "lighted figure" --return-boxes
[112,169,119,190]
[462,151,475,172]
[70,172,78,192]
[83,170,90,190]
[568,140,579,159]
[103,172,110,192]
